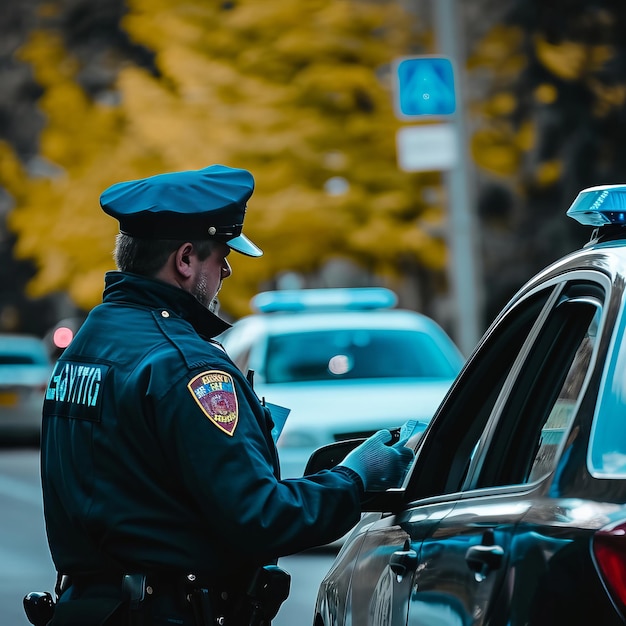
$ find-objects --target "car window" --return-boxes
[590,283,626,477]
[0,342,49,365]
[471,281,603,490]
[526,311,598,484]
[263,329,458,383]
[406,284,561,501]
[0,354,41,365]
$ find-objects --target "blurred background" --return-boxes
[2,2,626,623]
[2,0,621,357]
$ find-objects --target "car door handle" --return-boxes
[389,546,418,578]
[465,543,504,576]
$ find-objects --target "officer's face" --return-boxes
[192,243,232,310]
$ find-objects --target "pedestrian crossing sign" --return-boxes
[393,56,456,118]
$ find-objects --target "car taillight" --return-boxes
[593,521,626,609]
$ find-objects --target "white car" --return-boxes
[217,288,464,478]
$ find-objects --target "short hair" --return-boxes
[113,234,215,277]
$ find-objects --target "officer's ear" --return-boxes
[173,242,195,279]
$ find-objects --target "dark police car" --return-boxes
[310,185,626,626]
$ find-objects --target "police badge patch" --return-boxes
[187,370,239,436]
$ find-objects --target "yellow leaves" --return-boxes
[471,119,537,178]
[534,36,613,82]
[483,92,517,118]
[18,29,123,173]
[4,31,126,303]
[223,2,311,40]
[535,160,562,187]
[338,180,445,270]
[68,268,110,311]
[471,112,561,188]
[516,120,534,152]
[588,79,626,117]
[293,63,383,114]
[122,2,214,51]
[468,25,526,78]
[4,0,439,318]
[349,207,444,270]
[471,127,521,177]
[0,142,27,198]
[534,83,558,105]
[117,66,227,167]
[18,30,79,87]
[159,47,230,102]
[535,38,584,81]
[8,170,118,304]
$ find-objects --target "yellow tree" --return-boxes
[466,3,626,321]
[3,0,446,318]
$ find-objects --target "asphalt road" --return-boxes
[0,446,336,626]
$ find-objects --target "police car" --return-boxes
[217,288,464,478]
[310,185,626,626]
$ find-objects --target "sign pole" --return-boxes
[433,0,482,356]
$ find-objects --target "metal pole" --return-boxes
[433,0,483,356]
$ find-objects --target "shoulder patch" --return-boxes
[187,370,239,436]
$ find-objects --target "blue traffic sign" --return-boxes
[394,56,456,117]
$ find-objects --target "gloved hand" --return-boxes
[338,429,415,492]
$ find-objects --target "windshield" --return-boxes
[264,328,458,383]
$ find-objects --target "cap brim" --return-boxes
[226,233,263,257]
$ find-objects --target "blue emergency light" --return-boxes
[251,288,398,313]
[567,184,626,227]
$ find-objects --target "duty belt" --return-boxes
[65,571,230,626]
[63,565,290,626]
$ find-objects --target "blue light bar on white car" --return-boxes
[567,184,626,226]
[251,288,398,313]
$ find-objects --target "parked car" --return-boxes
[217,287,464,478]
[0,334,52,443]
[310,184,626,626]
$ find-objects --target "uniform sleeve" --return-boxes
[153,362,363,561]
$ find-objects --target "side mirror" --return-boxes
[303,438,365,475]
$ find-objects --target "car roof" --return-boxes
[0,334,50,366]
[0,333,48,353]
[235,307,447,334]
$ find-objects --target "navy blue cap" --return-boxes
[100,165,262,257]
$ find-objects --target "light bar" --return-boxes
[251,288,398,313]
[567,184,626,226]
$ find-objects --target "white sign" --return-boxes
[396,124,458,172]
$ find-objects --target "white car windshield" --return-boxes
[264,329,458,383]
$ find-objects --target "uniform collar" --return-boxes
[102,271,232,338]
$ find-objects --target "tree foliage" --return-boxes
[2,0,445,318]
[467,0,626,319]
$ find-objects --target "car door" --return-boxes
[346,282,558,626]
[408,277,605,626]
[346,272,607,626]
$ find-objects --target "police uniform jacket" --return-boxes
[41,271,363,583]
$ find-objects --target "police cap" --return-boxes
[100,164,262,257]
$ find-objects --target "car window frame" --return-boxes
[468,286,604,491]
[401,282,562,504]
[401,270,610,507]
[588,273,626,478]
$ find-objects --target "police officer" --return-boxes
[38,165,414,626]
